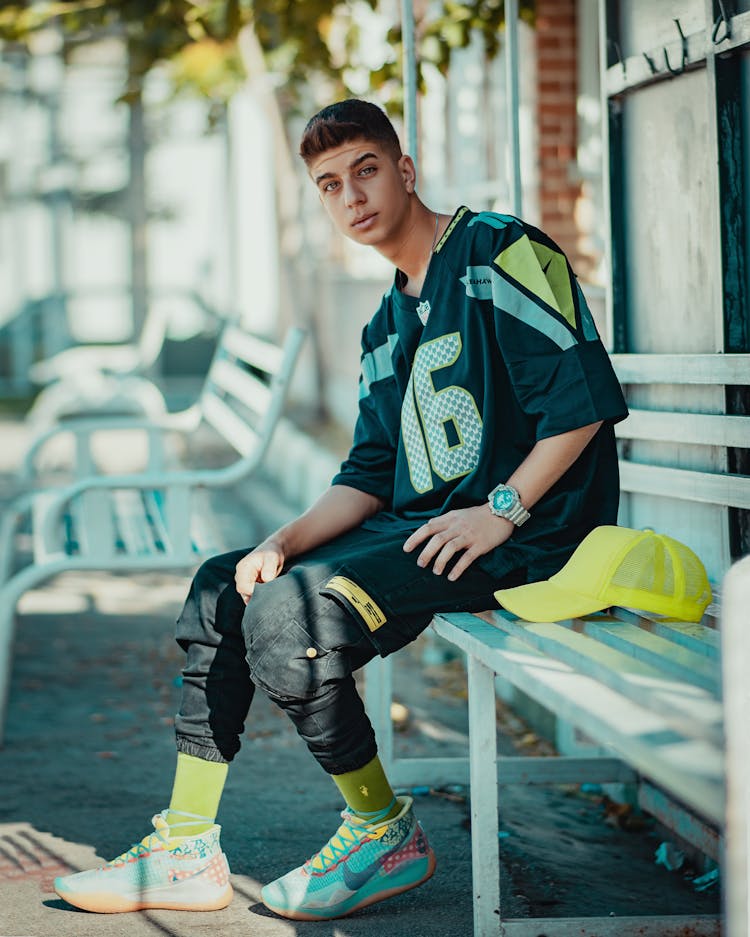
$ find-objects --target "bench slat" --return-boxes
[67,490,171,559]
[611,352,750,384]
[562,617,720,694]
[617,408,750,448]
[613,608,721,660]
[208,358,272,415]
[142,490,171,553]
[486,614,723,744]
[112,490,161,556]
[432,612,724,826]
[221,325,284,372]
[187,488,226,558]
[619,460,750,509]
[201,393,261,456]
[71,490,117,558]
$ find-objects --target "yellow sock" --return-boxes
[332,755,400,823]
[165,753,228,839]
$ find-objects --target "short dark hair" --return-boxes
[299,99,402,166]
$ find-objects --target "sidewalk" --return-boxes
[0,416,720,936]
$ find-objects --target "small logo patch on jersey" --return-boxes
[416,300,431,325]
[325,576,387,632]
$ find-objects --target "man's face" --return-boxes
[308,138,414,247]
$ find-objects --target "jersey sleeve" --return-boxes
[330,326,397,504]
[490,226,628,438]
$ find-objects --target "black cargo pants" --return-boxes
[174,524,520,775]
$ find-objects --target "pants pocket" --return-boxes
[246,617,334,702]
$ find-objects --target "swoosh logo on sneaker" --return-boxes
[341,852,389,891]
[340,829,414,892]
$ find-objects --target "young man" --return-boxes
[55,99,627,921]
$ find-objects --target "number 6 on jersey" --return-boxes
[401,332,484,494]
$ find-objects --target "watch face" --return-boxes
[492,488,515,512]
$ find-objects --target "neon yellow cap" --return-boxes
[494,525,712,623]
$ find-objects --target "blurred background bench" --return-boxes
[0,325,305,745]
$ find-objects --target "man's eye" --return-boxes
[359,166,375,176]
[323,181,339,193]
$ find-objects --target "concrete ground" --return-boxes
[0,415,720,936]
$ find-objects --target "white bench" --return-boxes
[25,297,171,426]
[367,351,750,937]
[0,324,305,744]
[25,289,233,427]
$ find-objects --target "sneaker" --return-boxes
[54,810,233,913]
[261,795,435,921]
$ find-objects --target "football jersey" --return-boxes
[331,206,629,581]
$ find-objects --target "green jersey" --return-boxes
[332,207,629,581]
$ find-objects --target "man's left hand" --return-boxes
[403,505,514,580]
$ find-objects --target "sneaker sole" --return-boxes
[262,849,436,921]
[53,879,234,914]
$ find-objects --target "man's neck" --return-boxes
[378,202,440,297]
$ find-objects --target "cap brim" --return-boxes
[494,579,609,623]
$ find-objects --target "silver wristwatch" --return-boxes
[487,483,530,526]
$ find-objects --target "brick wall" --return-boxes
[535,0,595,279]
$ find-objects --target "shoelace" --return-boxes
[109,809,213,865]
[307,813,368,873]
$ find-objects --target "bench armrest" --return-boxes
[20,405,202,480]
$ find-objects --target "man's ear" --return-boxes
[398,154,417,193]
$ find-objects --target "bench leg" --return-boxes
[0,493,34,583]
[467,654,501,937]
[365,654,394,773]
[0,560,75,747]
[370,646,503,933]
[723,556,750,937]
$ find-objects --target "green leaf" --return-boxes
[0,0,536,118]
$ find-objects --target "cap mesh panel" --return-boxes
[610,539,675,595]
[670,539,709,601]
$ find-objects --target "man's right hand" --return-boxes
[232,484,384,605]
[235,540,285,604]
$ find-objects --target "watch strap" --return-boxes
[502,500,530,526]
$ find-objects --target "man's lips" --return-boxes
[351,213,377,230]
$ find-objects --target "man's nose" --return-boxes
[343,177,365,207]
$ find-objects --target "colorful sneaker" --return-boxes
[54,810,233,913]
[261,795,435,921]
